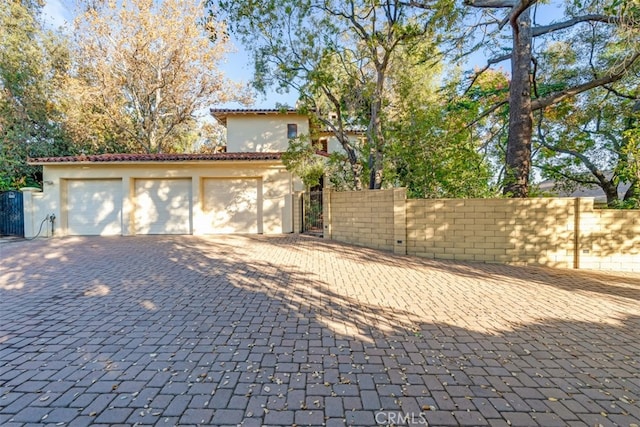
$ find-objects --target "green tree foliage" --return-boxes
[387,107,495,198]
[281,136,325,189]
[214,0,460,190]
[525,3,640,207]
[464,0,640,197]
[0,0,71,189]
[536,87,640,207]
[386,55,498,198]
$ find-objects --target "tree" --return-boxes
[214,0,459,190]
[386,52,499,198]
[70,0,248,154]
[536,85,640,207]
[282,137,325,189]
[463,0,640,197]
[0,0,71,189]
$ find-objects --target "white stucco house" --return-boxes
[23,108,325,238]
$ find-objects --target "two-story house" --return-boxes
[23,109,322,237]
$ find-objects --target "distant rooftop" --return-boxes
[537,176,630,203]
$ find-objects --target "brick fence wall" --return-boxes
[579,204,640,271]
[323,189,640,271]
[323,188,406,254]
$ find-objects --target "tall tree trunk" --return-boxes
[368,67,386,190]
[341,136,364,191]
[351,161,364,191]
[503,8,533,197]
[603,182,620,206]
[320,89,364,191]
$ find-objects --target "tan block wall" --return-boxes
[328,189,401,252]
[407,198,577,268]
[579,205,640,271]
[326,189,640,271]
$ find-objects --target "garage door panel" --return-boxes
[67,180,122,236]
[135,179,191,235]
[203,178,259,234]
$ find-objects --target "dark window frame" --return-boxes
[287,123,298,139]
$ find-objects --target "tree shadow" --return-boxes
[263,234,640,303]
[1,235,639,426]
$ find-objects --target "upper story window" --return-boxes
[311,138,328,152]
[287,124,298,139]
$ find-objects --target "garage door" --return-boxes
[67,179,122,236]
[135,179,192,234]
[202,178,259,234]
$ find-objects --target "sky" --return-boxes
[40,0,299,109]
[41,0,563,110]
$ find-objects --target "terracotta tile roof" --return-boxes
[28,152,283,164]
[210,108,302,126]
[210,108,298,114]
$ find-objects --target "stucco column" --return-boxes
[122,177,134,236]
[191,176,203,235]
[21,190,35,238]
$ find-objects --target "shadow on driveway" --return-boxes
[0,235,639,426]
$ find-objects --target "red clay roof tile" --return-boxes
[28,152,283,164]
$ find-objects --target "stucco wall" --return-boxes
[226,114,309,153]
[325,189,640,272]
[22,190,53,238]
[27,162,294,237]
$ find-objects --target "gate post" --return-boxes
[22,190,34,238]
[323,189,332,239]
[393,188,407,255]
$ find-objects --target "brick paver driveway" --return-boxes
[1,235,639,426]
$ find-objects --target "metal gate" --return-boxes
[303,190,323,236]
[0,190,24,237]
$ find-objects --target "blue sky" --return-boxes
[41,0,563,110]
[41,0,299,109]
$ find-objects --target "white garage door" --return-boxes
[67,179,123,236]
[203,178,260,234]
[135,179,192,234]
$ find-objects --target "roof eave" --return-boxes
[210,108,304,126]
[28,159,285,166]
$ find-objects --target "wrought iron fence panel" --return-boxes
[303,190,323,235]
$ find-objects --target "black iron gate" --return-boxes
[0,190,24,237]
[303,190,323,236]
